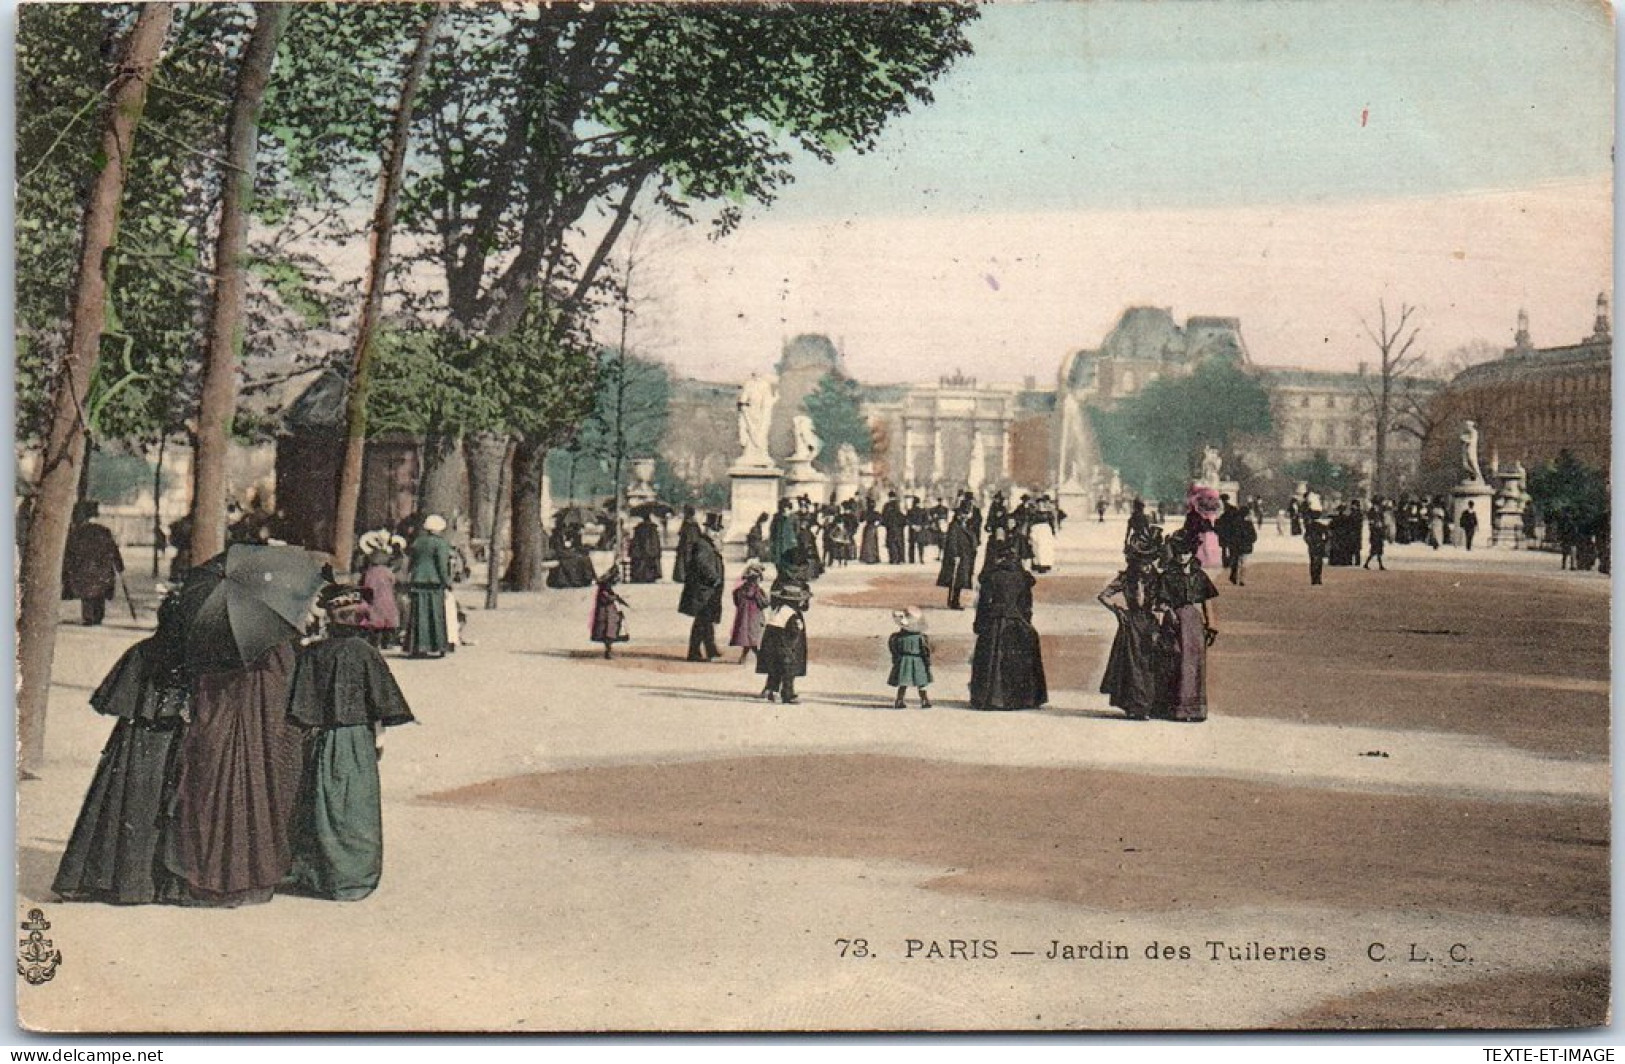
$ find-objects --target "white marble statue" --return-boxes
[836,442,860,480]
[737,374,777,466]
[1200,445,1223,485]
[791,414,821,463]
[1460,419,1483,483]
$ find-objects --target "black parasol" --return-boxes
[177,544,327,672]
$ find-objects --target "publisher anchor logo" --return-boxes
[17,908,62,986]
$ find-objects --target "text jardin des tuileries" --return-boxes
[834,937,1473,965]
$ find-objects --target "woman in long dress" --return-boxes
[53,591,192,904]
[285,591,416,901]
[1098,528,1171,721]
[357,546,400,648]
[859,511,881,564]
[405,515,452,657]
[1157,531,1219,722]
[167,641,305,906]
[628,517,664,583]
[546,521,598,588]
[1181,485,1223,570]
[968,548,1048,711]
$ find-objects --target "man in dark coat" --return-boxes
[1305,517,1329,586]
[1459,502,1480,551]
[680,517,725,661]
[1228,505,1257,585]
[881,493,907,564]
[1214,495,1241,571]
[768,499,799,570]
[63,501,124,626]
[628,515,663,583]
[905,498,926,563]
[937,510,977,610]
[672,505,699,585]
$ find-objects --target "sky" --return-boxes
[615,0,1615,387]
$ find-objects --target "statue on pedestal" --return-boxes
[1199,445,1223,486]
[737,374,777,467]
[1460,419,1483,484]
[791,414,821,463]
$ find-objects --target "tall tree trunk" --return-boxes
[331,8,442,572]
[17,3,172,774]
[417,434,465,520]
[503,436,547,590]
[484,439,516,610]
[188,3,289,564]
[465,432,507,540]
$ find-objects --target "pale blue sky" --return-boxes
[753,0,1614,219]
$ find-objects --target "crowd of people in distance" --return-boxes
[586,487,1057,713]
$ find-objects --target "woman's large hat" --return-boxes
[423,514,448,533]
[1124,525,1164,563]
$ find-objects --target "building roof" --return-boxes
[1450,338,1610,390]
[1098,306,1182,363]
[281,367,350,434]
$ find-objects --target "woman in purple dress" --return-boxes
[1157,531,1219,722]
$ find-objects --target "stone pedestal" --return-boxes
[1450,480,1496,548]
[625,457,658,511]
[1058,479,1091,529]
[830,476,861,505]
[726,462,781,545]
[781,458,829,506]
[1493,469,1530,547]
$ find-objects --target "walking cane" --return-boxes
[118,571,138,621]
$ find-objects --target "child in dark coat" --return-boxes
[757,579,810,704]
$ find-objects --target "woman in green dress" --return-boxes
[285,590,416,900]
[405,514,452,658]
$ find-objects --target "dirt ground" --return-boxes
[429,753,1608,921]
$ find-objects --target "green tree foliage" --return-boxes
[547,351,671,504]
[17,5,348,455]
[1528,450,1609,538]
[1282,450,1360,500]
[16,4,244,447]
[1089,359,1274,503]
[802,371,871,467]
[399,3,977,339]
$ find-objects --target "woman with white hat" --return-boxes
[404,515,452,658]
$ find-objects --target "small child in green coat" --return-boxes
[888,607,933,708]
